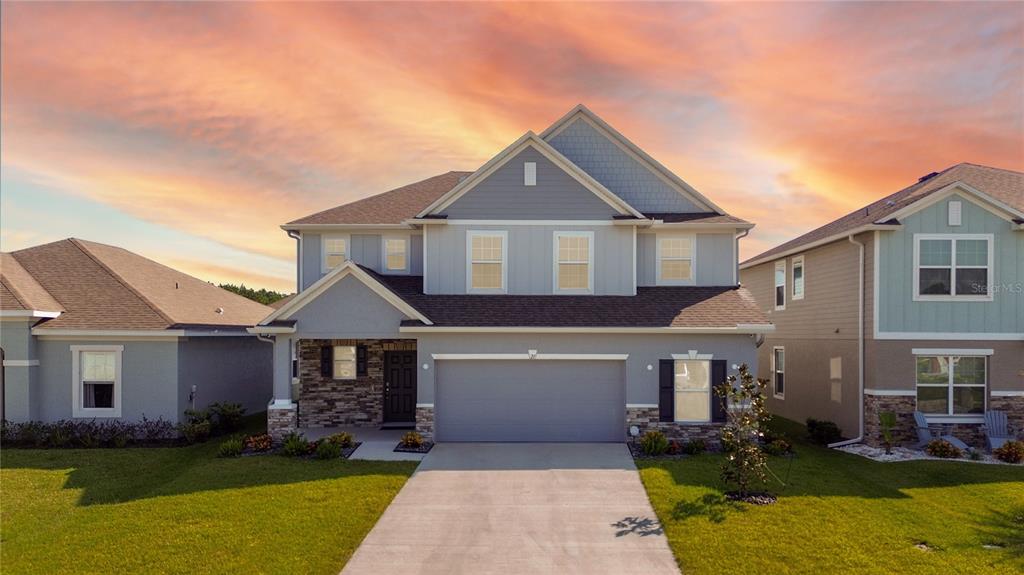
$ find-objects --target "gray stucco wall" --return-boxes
[547,117,705,213]
[1,320,37,421]
[300,232,423,291]
[290,274,407,338]
[415,332,757,406]
[424,224,634,295]
[440,146,619,220]
[637,232,736,286]
[34,339,180,423]
[177,336,273,417]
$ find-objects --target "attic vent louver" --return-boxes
[918,171,939,183]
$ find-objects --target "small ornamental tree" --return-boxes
[714,363,771,499]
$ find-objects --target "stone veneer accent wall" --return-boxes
[990,396,1024,439]
[297,339,415,428]
[863,393,1024,449]
[416,406,434,441]
[626,407,723,450]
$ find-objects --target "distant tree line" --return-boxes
[218,283,289,305]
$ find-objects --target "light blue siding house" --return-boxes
[252,105,772,444]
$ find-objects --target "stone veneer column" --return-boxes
[990,395,1024,437]
[267,402,298,442]
[416,406,434,441]
[863,394,917,448]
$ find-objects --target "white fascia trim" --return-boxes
[431,353,628,361]
[911,348,994,356]
[740,224,899,270]
[417,132,645,219]
[247,326,296,335]
[626,403,659,409]
[415,403,435,408]
[3,359,39,367]
[876,332,1023,341]
[403,325,774,334]
[992,391,1024,397]
[884,182,1024,223]
[261,261,433,326]
[671,351,714,360]
[0,310,62,318]
[448,219,616,226]
[539,105,724,213]
[33,329,184,339]
[648,222,755,231]
[864,389,917,396]
[281,224,415,232]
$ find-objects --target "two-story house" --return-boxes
[251,105,772,444]
[740,163,1023,448]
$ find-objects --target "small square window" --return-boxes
[383,237,409,273]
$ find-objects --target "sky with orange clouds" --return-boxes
[2,2,1021,293]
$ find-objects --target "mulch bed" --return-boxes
[627,443,703,460]
[724,491,777,505]
[394,442,433,454]
[241,442,362,459]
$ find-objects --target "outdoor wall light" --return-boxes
[646,364,653,371]
[422,363,430,370]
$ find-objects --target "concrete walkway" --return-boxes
[341,443,680,574]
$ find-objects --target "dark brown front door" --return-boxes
[383,350,416,423]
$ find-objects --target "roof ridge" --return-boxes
[68,238,175,327]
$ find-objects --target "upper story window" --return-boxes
[382,235,409,274]
[915,354,986,416]
[656,235,694,285]
[322,235,349,272]
[914,234,992,301]
[467,230,507,293]
[792,256,805,300]
[71,345,122,418]
[774,260,786,310]
[553,231,593,294]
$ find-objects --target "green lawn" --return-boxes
[1,420,416,575]
[639,418,1024,575]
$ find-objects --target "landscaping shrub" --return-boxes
[399,431,423,449]
[925,439,963,459]
[682,438,707,455]
[280,432,310,457]
[136,416,177,443]
[993,440,1024,464]
[179,421,212,445]
[209,402,246,432]
[217,437,243,458]
[46,422,74,448]
[245,433,273,452]
[762,438,791,456]
[327,432,356,449]
[639,430,669,456]
[315,440,343,459]
[878,411,897,454]
[806,418,842,445]
[2,418,177,448]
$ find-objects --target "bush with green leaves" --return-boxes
[993,440,1024,464]
[280,432,311,457]
[217,437,244,458]
[2,418,176,448]
[715,363,772,498]
[682,438,707,455]
[399,431,423,448]
[209,402,246,432]
[806,418,842,445]
[315,440,343,460]
[639,430,669,456]
[925,439,963,459]
[179,421,211,445]
[762,438,791,456]
[326,432,355,449]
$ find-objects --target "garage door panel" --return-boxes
[435,360,625,442]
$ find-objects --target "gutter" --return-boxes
[829,234,865,448]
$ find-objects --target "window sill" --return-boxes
[73,409,120,419]
[913,295,993,302]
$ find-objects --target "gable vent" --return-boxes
[524,162,536,186]
[948,201,962,226]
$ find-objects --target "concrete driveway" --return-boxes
[341,443,680,575]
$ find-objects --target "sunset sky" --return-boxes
[2,2,1021,293]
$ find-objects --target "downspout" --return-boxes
[287,229,302,293]
[829,234,865,448]
[735,229,750,286]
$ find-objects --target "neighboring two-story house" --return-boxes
[251,105,772,444]
[740,164,1023,448]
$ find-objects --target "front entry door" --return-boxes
[383,350,416,423]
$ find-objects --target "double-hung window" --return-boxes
[774,260,786,310]
[553,231,593,294]
[914,234,992,300]
[382,235,409,274]
[772,347,785,399]
[322,235,348,272]
[915,354,986,416]
[674,359,710,422]
[467,230,507,293]
[791,256,805,300]
[72,345,122,418]
[656,235,694,285]
[333,345,357,380]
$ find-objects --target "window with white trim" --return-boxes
[554,231,593,293]
[916,355,986,415]
[774,260,786,310]
[772,347,785,398]
[72,345,122,418]
[914,234,992,299]
[657,235,694,285]
[382,236,409,273]
[322,235,349,272]
[792,256,804,300]
[333,345,357,380]
[674,359,710,422]
[467,231,507,293]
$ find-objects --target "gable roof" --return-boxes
[415,131,646,219]
[741,163,1024,268]
[540,104,725,214]
[1,252,63,313]
[7,239,272,331]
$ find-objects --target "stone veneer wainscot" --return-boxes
[626,407,724,450]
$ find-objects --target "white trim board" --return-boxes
[431,353,629,361]
[2,359,39,367]
[403,325,774,334]
[992,391,1024,398]
[0,310,62,318]
[911,348,994,356]
[864,389,917,396]
[876,332,1023,341]
[671,351,713,360]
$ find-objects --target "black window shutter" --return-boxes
[658,359,674,422]
[356,345,368,377]
[320,345,333,378]
[711,359,727,423]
